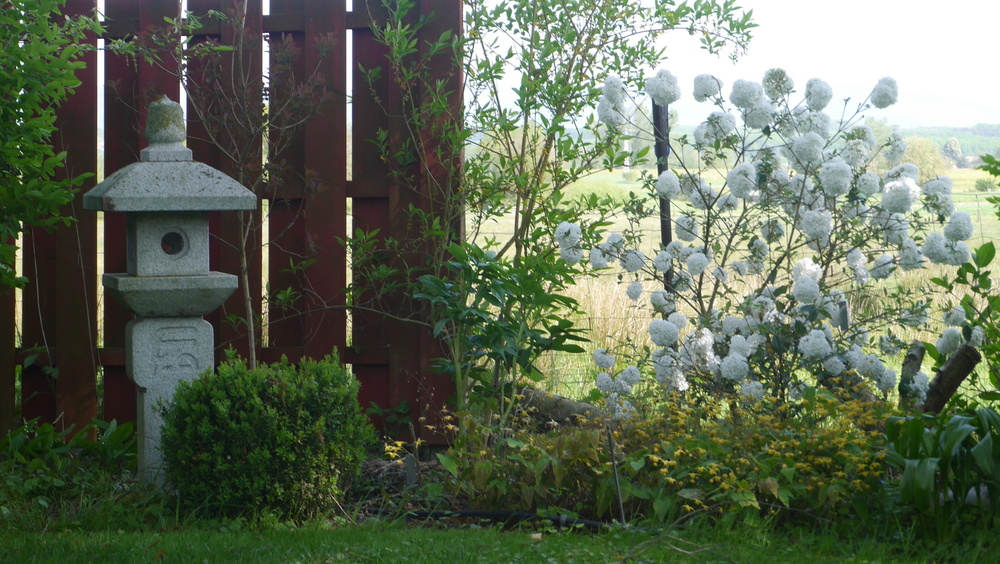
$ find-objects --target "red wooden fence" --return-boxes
[0,0,461,438]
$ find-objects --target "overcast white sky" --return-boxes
[658,0,1000,128]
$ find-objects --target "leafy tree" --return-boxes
[0,0,100,290]
[942,137,965,168]
[904,136,950,183]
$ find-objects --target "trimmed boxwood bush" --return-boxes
[160,350,375,520]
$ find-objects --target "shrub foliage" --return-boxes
[160,351,375,520]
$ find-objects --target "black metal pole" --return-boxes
[652,102,672,289]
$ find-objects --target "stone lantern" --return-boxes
[84,96,256,484]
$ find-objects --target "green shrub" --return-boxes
[160,351,375,520]
[975,178,996,192]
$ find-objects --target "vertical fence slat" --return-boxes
[0,283,14,433]
[52,0,100,433]
[302,0,347,361]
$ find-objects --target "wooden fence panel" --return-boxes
[1,0,460,439]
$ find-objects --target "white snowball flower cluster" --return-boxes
[819,157,852,197]
[739,380,765,401]
[944,212,973,242]
[645,69,681,106]
[721,353,749,381]
[922,177,955,217]
[727,162,757,199]
[936,327,963,356]
[799,329,832,359]
[626,280,644,301]
[762,68,793,100]
[923,232,970,266]
[656,170,681,199]
[881,177,919,213]
[789,131,825,168]
[869,254,895,280]
[598,75,628,128]
[693,74,722,102]
[555,221,583,265]
[650,289,675,314]
[676,216,699,242]
[649,319,680,347]
[847,248,869,284]
[620,249,646,273]
[805,78,833,111]
[729,79,763,109]
[593,348,615,369]
[800,209,832,245]
[871,77,898,109]
[792,276,820,304]
[694,111,736,145]
[687,252,709,276]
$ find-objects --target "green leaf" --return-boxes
[975,242,996,268]
[436,453,459,478]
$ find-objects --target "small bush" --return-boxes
[975,178,996,192]
[160,351,375,520]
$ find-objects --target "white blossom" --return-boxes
[596,372,614,392]
[649,319,680,347]
[858,172,881,197]
[793,275,820,304]
[739,380,765,401]
[687,252,709,275]
[620,249,646,272]
[721,353,749,381]
[593,348,616,369]
[730,79,763,109]
[800,209,832,244]
[645,69,681,106]
[936,327,963,356]
[555,222,582,248]
[944,211,973,242]
[805,78,833,111]
[799,329,832,359]
[676,216,699,242]
[823,356,845,376]
[626,281,644,301]
[871,77,898,108]
[898,238,925,271]
[653,251,672,273]
[789,131,825,168]
[762,68,794,100]
[602,75,626,105]
[656,170,681,199]
[819,156,852,197]
[727,162,757,199]
[970,326,985,348]
[881,177,919,213]
[650,290,675,314]
[590,247,609,269]
[668,311,689,331]
[870,254,895,280]
[559,246,583,265]
[693,74,722,102]
[744,99,775,129]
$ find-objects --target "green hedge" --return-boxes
[160,351,375,520]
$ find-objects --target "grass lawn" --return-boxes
[4,517,997,563]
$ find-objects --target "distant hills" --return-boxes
[899,124,1000,158]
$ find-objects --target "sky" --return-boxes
[657,0,1000,128]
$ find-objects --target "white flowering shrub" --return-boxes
[561,70,981,411]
